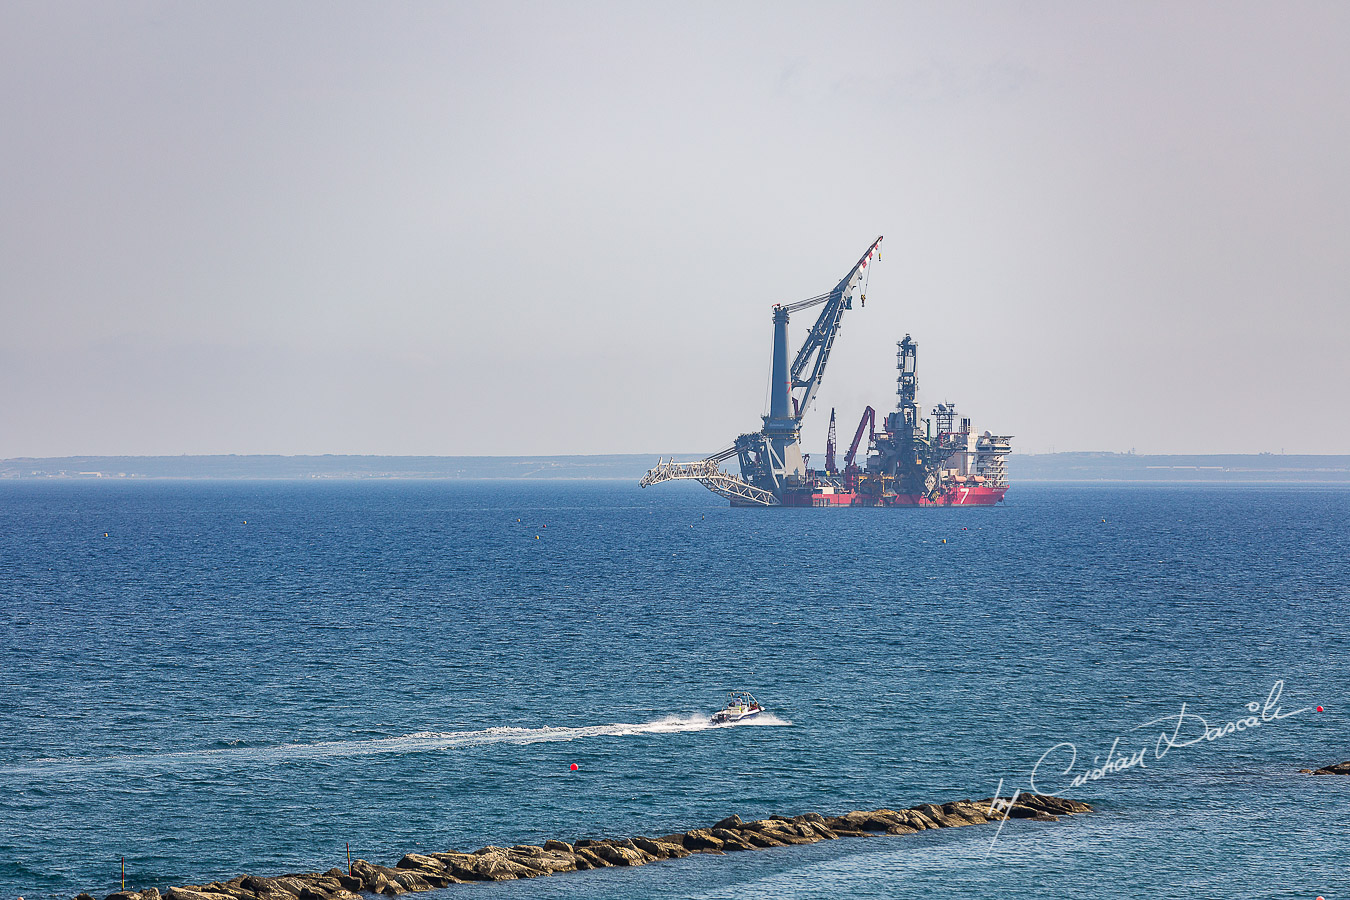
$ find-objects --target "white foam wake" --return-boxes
[8,713,792,776]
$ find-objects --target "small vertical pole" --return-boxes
[122,857,126,891]
[346,843,351,876]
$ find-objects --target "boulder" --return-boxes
[384,870,436,891]
[309,889,360,900]
[1313,760,1350,775]
[738,830,787,849]
[430,852,493,882]
[198,882,253,900]
[589,841,650,866]
[800,821,839,840]
[350,860,419,894]
[571,847,610,869]
[940,802,989,825]
[631,836,690,859]
[270,878,313,897]
[1005,805,1058,821]
[854,810,908,831]
[164,890,236,900]
[709,828,756,851]
[396,854,446,875]
[712,815,743,830]
[1016,794,1090,815]
[827,810,899,833]
[234,875,298,900]
[680,829,726,852]
[894,809,938,830]
[464,850,537,881]
[755,821,825,844]
[506,847,576,875]
[542,840,573,854]
[915,803,961,827]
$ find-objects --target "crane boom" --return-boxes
[844,406,875,470]
[787,236,883,419]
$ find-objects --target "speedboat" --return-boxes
[711,691,763,724]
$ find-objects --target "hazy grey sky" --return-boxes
[2,1,1347,456]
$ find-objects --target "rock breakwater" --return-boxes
[1300,760,1350,775]
[76,793,1090,900]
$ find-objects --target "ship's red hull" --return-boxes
[776,485,1007,507]
[884,485,1007,506]
[779,490,859,507]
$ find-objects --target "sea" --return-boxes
[1,479,1346,900]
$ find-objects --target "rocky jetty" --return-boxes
[76,794,1090,900]
[1300,760,1350,775]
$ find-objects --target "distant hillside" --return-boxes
[0,454,683,480]
[2,452,1348,482]
[1009,452,1350,482]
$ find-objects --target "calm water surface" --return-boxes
[0,480,1346,899]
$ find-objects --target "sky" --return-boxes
[1,1,1347,457]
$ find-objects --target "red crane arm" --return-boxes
[844,406,875,469]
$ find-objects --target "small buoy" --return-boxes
[543,524,547,529]
[104,533,109,537]
[535,535,540,540]
[517,518,520,522]
[1102,518,1106,523]
[1317,706,1324,712]
[243,520,247,525]
[941,539,946,544]
[570,763,579,771]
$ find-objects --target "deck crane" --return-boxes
[824,409,838,474]
[843,406,876,474]
[641,237,882,506]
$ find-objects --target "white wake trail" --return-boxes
[8,713,792,776]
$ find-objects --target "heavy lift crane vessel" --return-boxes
[640,238,1012,507]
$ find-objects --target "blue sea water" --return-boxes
[0,480,1347,900]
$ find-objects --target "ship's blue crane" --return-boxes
[641,237,882,506]
[738,236,884,495]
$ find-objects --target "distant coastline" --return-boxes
[3,452,1349,482]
